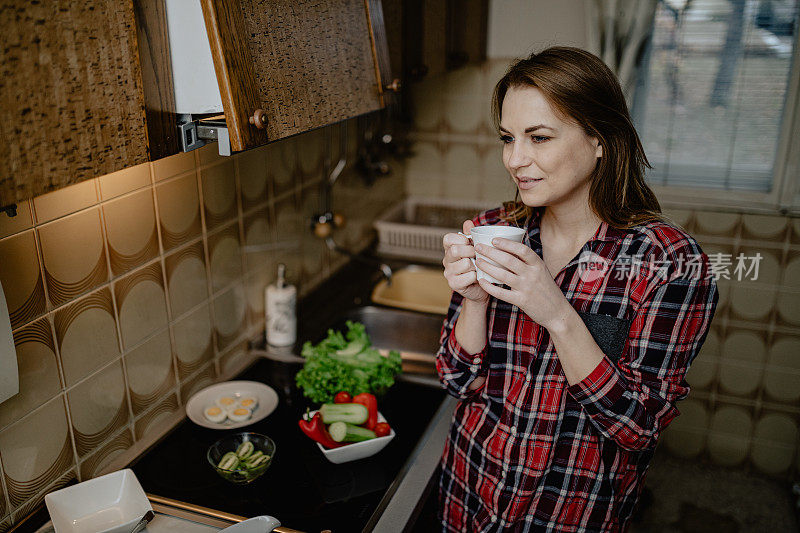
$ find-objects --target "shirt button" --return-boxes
[510,426,517,435]
[470,365,478,372]
[525,374,531,382]
[472,357,481,364]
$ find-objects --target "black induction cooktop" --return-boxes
[130,357,447,532]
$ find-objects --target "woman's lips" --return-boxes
[516,177,542,190]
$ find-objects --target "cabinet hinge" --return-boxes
[177,114,231,156]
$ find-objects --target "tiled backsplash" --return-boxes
[404,60,800,478]
[0,119,403,527]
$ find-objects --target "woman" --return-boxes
[437,47,718,532]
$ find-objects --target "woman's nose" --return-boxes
[506,143,530,170]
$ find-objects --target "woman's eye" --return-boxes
[531,135,549,143]
[499,135,514,144]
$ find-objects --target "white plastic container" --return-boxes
[265,264,296,347]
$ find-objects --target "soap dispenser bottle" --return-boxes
[265,264,297,347]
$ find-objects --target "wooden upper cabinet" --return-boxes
[199,0,391,152]
[0,0,151,206]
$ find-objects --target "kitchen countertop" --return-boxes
[129,356,454,532]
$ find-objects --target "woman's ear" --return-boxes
[595,141,602,158]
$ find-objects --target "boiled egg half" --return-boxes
[204,406,227,423]
[228,408,252,422]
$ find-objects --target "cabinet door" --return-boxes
[0,0,150,206]
[200,0,388,152]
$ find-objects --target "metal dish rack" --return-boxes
[374,197,495,262]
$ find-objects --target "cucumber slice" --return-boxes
[217,451,239,471]
[329,421,377,442]
[319,403,369,425]
[245,454,270,469]
[236,441,254,459]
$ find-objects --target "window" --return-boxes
[633,0,800,211]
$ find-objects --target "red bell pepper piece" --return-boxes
[352,393,378,430]
[298,412,344,448]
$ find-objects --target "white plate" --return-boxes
[45,469,151,533]
[304,410,395,464]
[186,381,279,430]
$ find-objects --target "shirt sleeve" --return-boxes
[567,255,718,451]
[435,291,489,399]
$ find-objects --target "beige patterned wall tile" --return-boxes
[103,189,159,277]
[242,207,276,274]
[718,331,766,397]
[742,213,788,243]
[792,218,800,245]
[54,288,119,387]
[776,253,800,326]
[164,241,208,319]
[296,128,325,184]
[0,460,6,519]
[694,211,741,239]
[237,146,270,213]
[272,193,303,286]
[729,284,776,323]
[152,151,195,182]
[200,161,237,231]
[97,162,151,201]
[172,304,213,380]
[218,340,252,378]
[265,136,298,197]
[134,393,179,441]
[763,336,800,404]
[0,200,32,240]
[212,284,246,352]
[0,230,46,329]
[445,97,485,135]
[33,179,98,225]
[750,412,798,475]
[737,247,781,286]
[179,362,216,405]
[124,330,175,416]
[686,328,719,390]
[0,396,74,507]
[78,429,133,481]
[38,208,108,307]
[707,405,753,466]
[410,77,445,132]
[115,261,168,350]
[301,190,327,282]
[155,173,202,252]
[245,269,272,330]
[208,223,243,293]
[479,145,516,204]
[9,470,74,526]
[66,360,129,458]
[446,64,484,99]
[0,318,60,430]
[662,398,708,458]
[196,143,224,166]
[443,145,482,200]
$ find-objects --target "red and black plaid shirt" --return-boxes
[436,206,718,532]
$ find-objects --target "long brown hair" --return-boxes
[492,47,661,229]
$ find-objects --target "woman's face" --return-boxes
[500,86,602,210]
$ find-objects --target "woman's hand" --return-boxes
[474,238,572,329]
[443,220,489,304]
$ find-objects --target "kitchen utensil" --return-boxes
[207,432,276,484]
[219,515,281,532]
[186,381,278,430]
[45,469,152,533]
[129,510,154,533]
[305,410,396,464]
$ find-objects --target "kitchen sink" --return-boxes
[331,305,445,380]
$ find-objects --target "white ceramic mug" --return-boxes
[461,225,526,284]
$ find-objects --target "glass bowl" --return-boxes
[207,432,275,484]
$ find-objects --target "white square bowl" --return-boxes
[306,410,396,464]
[44,469,152,533]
